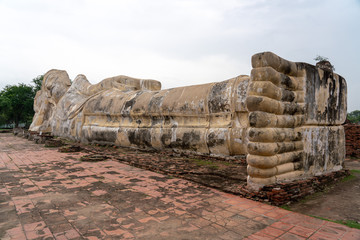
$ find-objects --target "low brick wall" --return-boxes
[344,123,360,158]
[240,170,349,206]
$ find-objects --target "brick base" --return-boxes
[344,123,360,158]
[239,170,350,206]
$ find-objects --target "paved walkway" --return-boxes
[0,134,359,240]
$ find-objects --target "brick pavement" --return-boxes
[0,133,359,240]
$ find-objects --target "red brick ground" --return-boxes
[1,134,359,239]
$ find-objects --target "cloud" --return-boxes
[0,0,359,110]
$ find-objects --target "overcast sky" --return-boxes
[0,0,359,111]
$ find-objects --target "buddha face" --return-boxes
[29,70,71,132]
[42,70,72,103]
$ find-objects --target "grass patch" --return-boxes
[220,161,236,166]
[298,171,357,203]
[339,169,360,182]
[0,129,12,133]
[191,159,219,169]
[209,165,219,170]
[280,205,291,211]
[297,189,328,204]
[337,220,360,229]
[341,174,356,182]
[310,215,360,229]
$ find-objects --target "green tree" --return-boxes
[0,108,8,126]
[0,84,35,127]
[314,55,335,71]
[347,110,360,124]
[314,55,329,62]
[32,75,43,93]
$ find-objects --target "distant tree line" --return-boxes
[347,110,360,124]
[0,75,43,128]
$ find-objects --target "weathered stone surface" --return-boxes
[30,70,71,133]
[246,52,347,190]
[29,52,347,190]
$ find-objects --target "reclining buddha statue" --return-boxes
[29,52,347,190]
